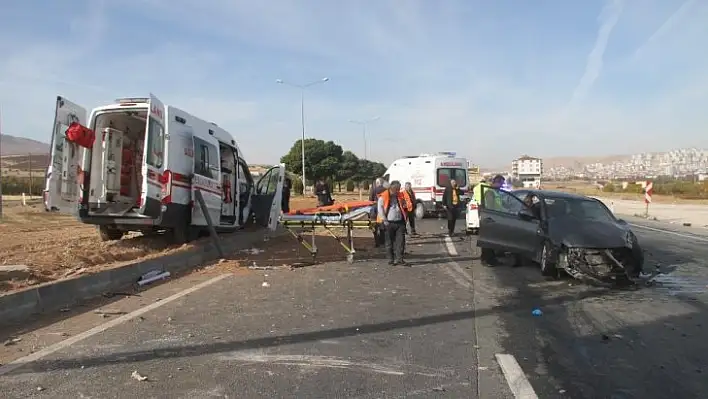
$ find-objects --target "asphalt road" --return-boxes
[1,217,707,398]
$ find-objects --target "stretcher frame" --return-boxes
[280,215,376,264]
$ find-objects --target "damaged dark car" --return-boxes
[476,188,644,286]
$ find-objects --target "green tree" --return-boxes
[335,151,360,191]
[370,162,387,179]
[352,159,374,186]
[280,139,344,185]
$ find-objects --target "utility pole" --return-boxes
[28,153,33,198]
[276,77,330,196]
[348,117,380,160]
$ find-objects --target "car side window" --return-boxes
[484,188,527,216]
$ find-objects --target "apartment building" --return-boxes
[511,155,543,188]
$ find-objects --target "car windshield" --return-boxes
[543,197,615,222]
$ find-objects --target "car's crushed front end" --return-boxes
[555,230,644,286]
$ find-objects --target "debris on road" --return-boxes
[432,386,446,392]
[131,371,148,381]
[137,270,171,286]
[3,337,22,346]
[532,308,543,317]
[241,248,264,255]
[262,282,271,288]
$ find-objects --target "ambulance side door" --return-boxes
[191,135,222,226]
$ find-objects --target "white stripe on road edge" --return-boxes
[630,223,708,243]
[495,354,539,399]
[444,236,459,256]
[0,273,231,376]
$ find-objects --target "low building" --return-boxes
[511,155,543,188]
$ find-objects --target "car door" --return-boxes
[251,164,285,227]
[44,96,87,214]
[478,186,540,257]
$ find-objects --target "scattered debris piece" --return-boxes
[59,307,71,313]
[241,248,264,255]
[683,223,691,227]
[0,265,30,281]
[262,282,271,288]
[532,308,543,317]
[249,265,275,270]
[4,337,22,346]
[36,386,45,392]
[167,317,174,322]
[559,389,566,394]
[432,386,446,392]
[613,334,623,339]
[131,371,148,381]
[137,270,171,286]
[601,334,610,341]
[478,366,488,370]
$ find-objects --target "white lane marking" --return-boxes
[442,267,471,288]
[630,223,708,243]
[444,236,459,256]
[0,273,231,376]
[495,353,539,399]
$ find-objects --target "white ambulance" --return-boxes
[43,95,284,243]
[382,152,470,219]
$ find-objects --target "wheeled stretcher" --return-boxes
[279,201,377,263]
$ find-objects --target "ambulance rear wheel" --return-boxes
[98,225,124,241]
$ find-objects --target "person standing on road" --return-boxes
[403,182,419,236]
[442,179,464,237]
[281,177,292,213]
[369,178,389,247]
[315,178,334,207]
[377,180,412,266]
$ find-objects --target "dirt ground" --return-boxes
[545,180,708,204]
[0,193,369,294]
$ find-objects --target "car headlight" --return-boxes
[625,231,635,248]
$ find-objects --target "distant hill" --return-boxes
[541,154,632,169]
[1,134,49,156]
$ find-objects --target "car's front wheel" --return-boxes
[540,242,559,278]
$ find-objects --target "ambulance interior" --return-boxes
[218,143,237,225]
[86,110,148,217]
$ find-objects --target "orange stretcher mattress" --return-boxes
[287,200,375,215]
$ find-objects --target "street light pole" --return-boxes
[276,77,330,196]
[348,116,380,160]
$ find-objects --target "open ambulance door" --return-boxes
[251,164,285,229]
[44,96,87,214]
[139,94,166,218]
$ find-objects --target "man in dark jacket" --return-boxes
[315,179,334,207]
[281,177,292,213]
[369,178,388,247]
[442,179,464,237]
[403,182,419,236]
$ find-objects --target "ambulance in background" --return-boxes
[43,95,284,243]
[382,152,470,219]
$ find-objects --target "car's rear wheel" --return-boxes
[540,242,559,278]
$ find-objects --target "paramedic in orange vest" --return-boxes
[403,182,418,236]
[377,180,413,266]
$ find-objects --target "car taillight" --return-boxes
[159,170,172,204]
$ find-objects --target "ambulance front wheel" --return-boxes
[98,225,124,241]
[170,222,199,244]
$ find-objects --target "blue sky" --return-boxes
[1,0,706,168]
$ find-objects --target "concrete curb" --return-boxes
[0,227,286,327]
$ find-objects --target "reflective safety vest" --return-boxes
[376,190,413,223]
[473,183,502,208]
